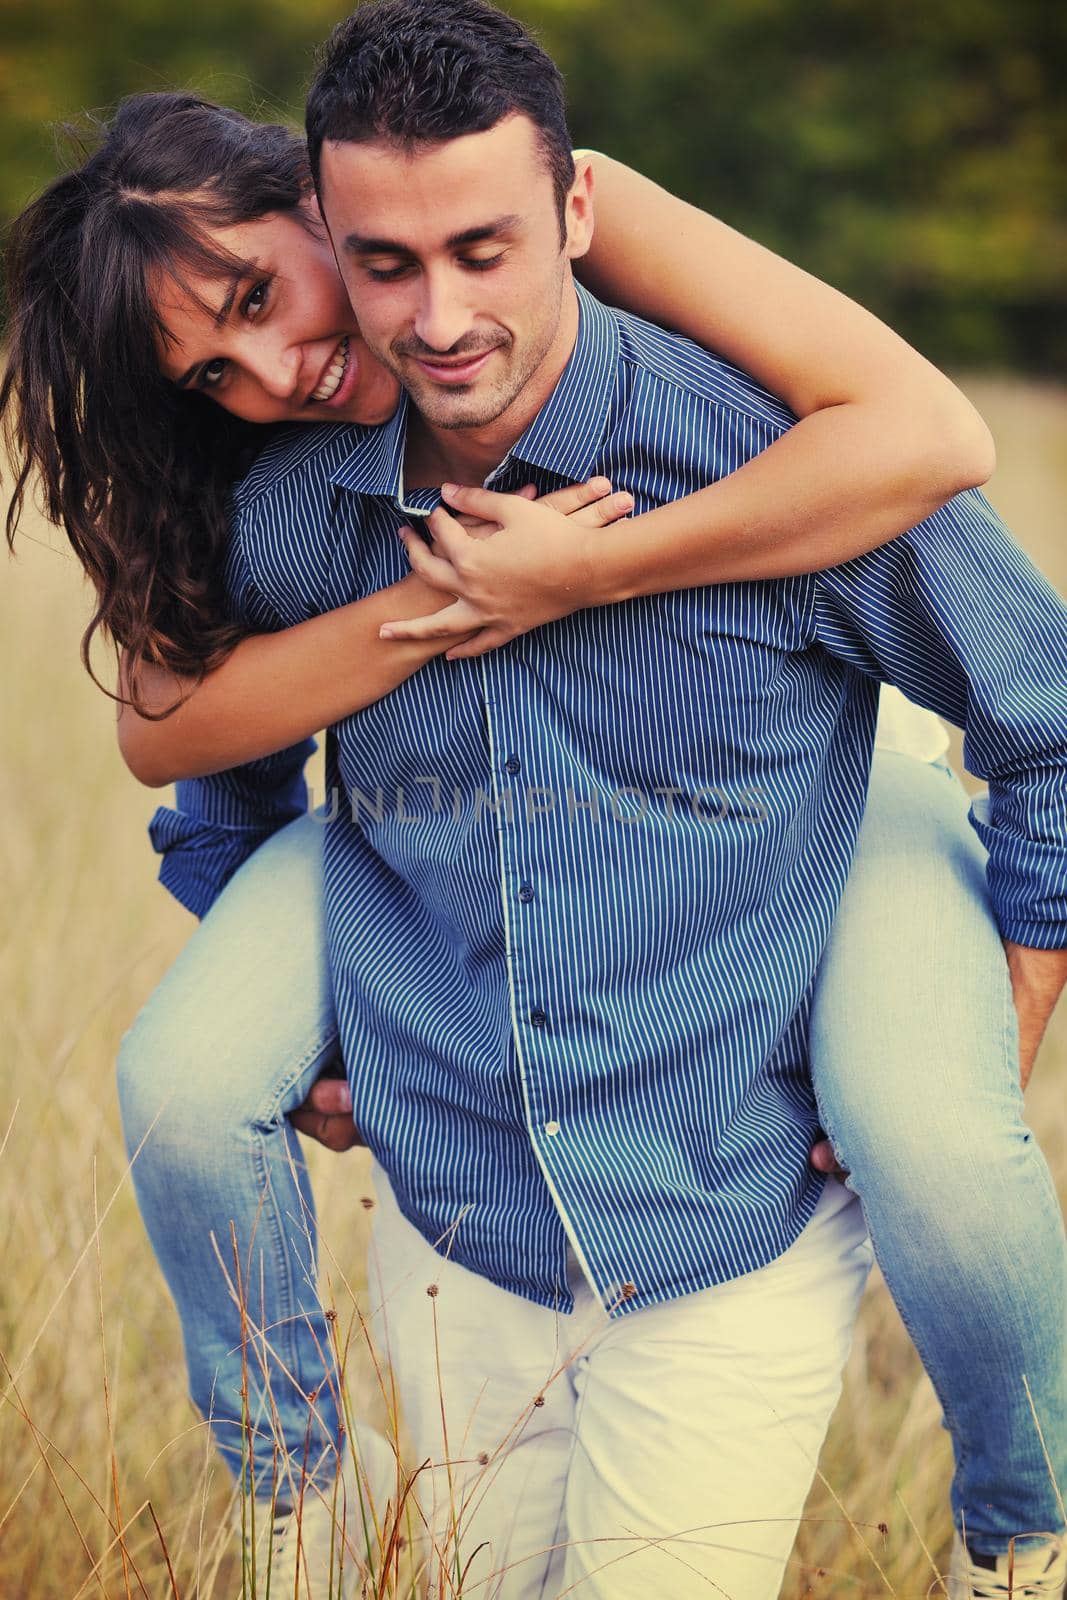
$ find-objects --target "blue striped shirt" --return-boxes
[151,284,1067,1313]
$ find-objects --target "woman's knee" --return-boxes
[817,1066,1034,1214]
[117,815,336,1150]
[116,998,237,1155]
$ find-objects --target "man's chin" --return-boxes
[406,382,512,431]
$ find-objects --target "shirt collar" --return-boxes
[499,282,619,485]
[328,282,619,500]
[329,392,411,497]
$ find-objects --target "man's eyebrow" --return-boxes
[343,215,523,255]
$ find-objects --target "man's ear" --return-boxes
[564,156,595,262]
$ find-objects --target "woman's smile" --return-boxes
[154,204,401,427]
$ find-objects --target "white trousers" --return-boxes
[368,1171,871,1600]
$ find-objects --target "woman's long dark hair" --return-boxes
[1,92,313,714]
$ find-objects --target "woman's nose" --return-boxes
[245,339,301,401]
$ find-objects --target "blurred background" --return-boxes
[3,0,1066,367]
[2,2,1065,1597]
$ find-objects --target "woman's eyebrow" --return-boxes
[209,276,244,331]
[173,261,263,388]
[209,259,262,328]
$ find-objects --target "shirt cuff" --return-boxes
[970,798,1067,950]
[148,807,283,919]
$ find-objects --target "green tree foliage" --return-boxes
[3,0,1065,369]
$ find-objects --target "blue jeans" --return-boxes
[118,812,344,1492]
[117,750,1067,1547]
[809,752,1067,1552]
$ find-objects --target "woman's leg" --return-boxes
[810,750,1067,1554]
[117,813,377,1502]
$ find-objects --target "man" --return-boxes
[160,2,1067,1594]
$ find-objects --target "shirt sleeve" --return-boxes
[813,488,1067,949]
[147,505,316,919]
[147,743,317,919]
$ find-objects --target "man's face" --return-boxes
[318,114,592,432]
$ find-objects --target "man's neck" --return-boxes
[404,282,580,490]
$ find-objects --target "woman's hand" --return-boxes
[379,478,633,659]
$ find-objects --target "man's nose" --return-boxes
[413,273,474,355]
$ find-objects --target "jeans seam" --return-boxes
[246,1028,340,1478]
[813,1099,971,1494]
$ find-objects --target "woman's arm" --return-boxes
[117,572,460,786]
[116,479,632,785]
[377,155,997,657]
[573,153,995,591]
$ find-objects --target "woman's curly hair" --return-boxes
[2,92,313,715]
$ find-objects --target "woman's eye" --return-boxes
[200,358,228,389]
[244,279,271,316]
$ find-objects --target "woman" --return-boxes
[4,92,1063,1600]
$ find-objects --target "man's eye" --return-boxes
[462,253,505,272]
[199,358,228,389]
[365,263,411,282]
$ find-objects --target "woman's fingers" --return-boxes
[396,524,460,590]
[536,477,615,517]
[441,476,627,528]
[380,598,480,643]
[568,489,634,528]
[445,627,513,661]
[424,503,478,556]
[440,482,526,525]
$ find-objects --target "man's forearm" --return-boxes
[1004,942,1067,1088]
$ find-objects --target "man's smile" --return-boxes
[410,349,497,386]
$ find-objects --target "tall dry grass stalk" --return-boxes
[1,377,1065,1598]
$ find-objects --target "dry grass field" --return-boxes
[1,375,1065,1599]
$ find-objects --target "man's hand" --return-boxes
[1004,941,1067,1089]
[288,1073,364,1153]
[378,478,634,660]
[809,1135,849,1182]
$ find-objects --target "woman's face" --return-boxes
[154,200,401,427]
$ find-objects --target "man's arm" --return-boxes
[813,486,1067,1075]
[1006,943,1067,1088]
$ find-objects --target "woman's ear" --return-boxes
[565,156,595,263]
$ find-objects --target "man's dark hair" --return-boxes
[306,0,575,238]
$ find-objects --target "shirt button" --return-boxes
[544,1120,561,1137]
[529,1008,547,1027]
[518,884,535,903]
[504,755,522,776]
